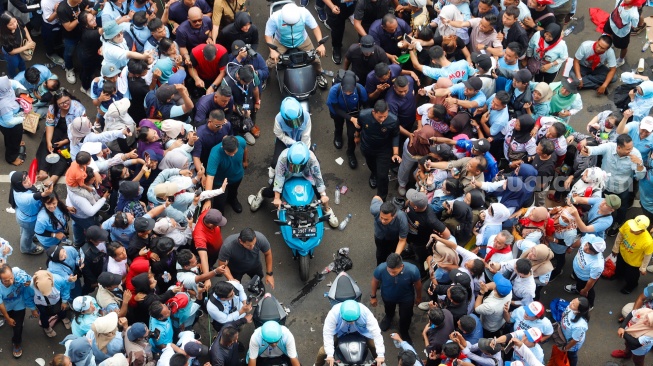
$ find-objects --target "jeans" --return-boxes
[71,215,96,246]
[397,139,418,188]
[362,148,393,200]
[605,188,634,227]
[382,300,414,337]
[332,115,358,155]
[578,64,617,90]
[2,49,25,78]
[567,350,578,366]
[63,37,79,70]
[17,218,37,253]
[7,308,26,344]
[41,22,63,56]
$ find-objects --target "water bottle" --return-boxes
[338,214,352,230]
[163,271,171,283]
[563,26,574,37]
[334,186,340,204]
[391,333,402,348]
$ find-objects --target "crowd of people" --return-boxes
[2,0,653,365]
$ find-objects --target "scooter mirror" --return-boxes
[267,43,279,51]
[274,219,290,226]
[318,36,330,45]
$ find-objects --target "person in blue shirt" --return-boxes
[47,244,84,299]
[386,75,417,137]
[35,193,72,249]
[564,235,605,309]
[559,297,591,366]
[389,333,424,366]
[70,295,100,337]
[458,314,483,346]
[566,195,618,239]
[14,64,52,96]
[31,270,72,338]
[615,112,653,158]
[205,135,248,214]
[409,45,476,84]
[123,12,152,53]
[432,76,487,115]
[87,311,125,362]
[10,171,54,255]
[102,204,167,247]
[149,300,174,351]
[0,265,36,358]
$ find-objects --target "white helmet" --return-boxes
[281,3,301,25]
[408,0,426,7]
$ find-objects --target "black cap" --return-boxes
[514,69,532,83]
[134,217,155,232]
[341,74,356,93]
[449,268,471,287]
[98,272,122,287]
[86,226,109,242]
[231,40,246,56]
[430,143,452,155]
[360,35,375,53]
[184,342,209,357]
[472,52,492,72]
[463,77,483,91]
[473,138,490,154]
[561,74,580,94]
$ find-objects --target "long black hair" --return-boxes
[50,89,81,120]
[41,193,70,232]
[572,297,591,323]
[0,12,21,49]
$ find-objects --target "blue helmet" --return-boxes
[339,300,361,322]
[280,97,304,128]
[287,142,309,174]
[261,321,283,344]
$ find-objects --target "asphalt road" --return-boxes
[0,0,650,365]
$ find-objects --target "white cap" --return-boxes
[640,116,653,132]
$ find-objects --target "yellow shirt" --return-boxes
[619,221,653,267]
[212,0,248,30]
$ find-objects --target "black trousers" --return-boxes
[270,138,288,169]
[332,115,357,155]
[578,64,616,90]
[551,251,566,280]
[327,4,356,49]
[575,277,597,308]
[0,123,23,163]
[36,302,67,329]
[534,71,557,83]
[230,264,264,283]
[78,54,102,90]
[362,148,392,199]
[375,237,398,266]
[411,243,428,278]
[615,252,642,292]
[7,308,26,344]
[213,179,242,212]
[383,299,413,337]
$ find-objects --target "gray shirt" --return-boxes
[370,198,409,240]
[219,231,271,273]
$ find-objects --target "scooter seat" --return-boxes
[333,275,357,301]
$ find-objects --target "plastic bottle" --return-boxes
[334,186,340,204]
[643,40,651,52]
[391,333,402,348]
[338,214,352,230]
[163,271,171,282]
[563,26,574,37]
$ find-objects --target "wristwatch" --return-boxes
[266,271,274,276]
[370,294,377,299]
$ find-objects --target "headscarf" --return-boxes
[451,201,473,235]
[47,245,65,264]
[513,115,536,144]
[70,116,94,146]
[91,312,118,354]
[0,76,20,117]
[131,272,153,295]
[33,270,55,296]
[431,241,460,266]
[550,83,576,113]
[521,244,554,277]
[483,203,510,226]
[626,308,653,338]
[550,206,578,234]
[438,5,464,37]
[408,125,436,156]
[432,77,453,106]
[467,189,485,210]
[570,167,608,197]
[160,119,184,139]
[537,23,562,59]
[66,336,94,366]
[158,149,190,170]
[8,171,35,209]
[499,164,537,209]
[534,82,552,103]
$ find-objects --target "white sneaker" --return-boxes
[417,302,430,311]
[244,132,256,145]
[80,86,92,98]
[66,69,76,84]
[349,14,354,25]
[616,58,625,67]
[325,207,339,228]
[248,187,265,212]
[268,167,275,179]
[46,53,65,67]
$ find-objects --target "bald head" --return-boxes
[188,7,203,27]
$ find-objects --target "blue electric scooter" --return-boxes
[275,177,331,281]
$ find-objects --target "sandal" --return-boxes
[12,142,26,166]
[12,343,22,358]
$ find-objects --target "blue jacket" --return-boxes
[0,268,35,311]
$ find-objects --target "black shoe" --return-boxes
[369,175,377,189]
[348,154,357,169]
[230,199,243,213]
[334,135,343,149]
[379,316,391,331]
[607,224,620,237]
[620,287,634,295]
[332,48,342,64]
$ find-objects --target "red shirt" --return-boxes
[191,43,229,81]
[193,209,224,255]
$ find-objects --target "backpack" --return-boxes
[166,293,190,314]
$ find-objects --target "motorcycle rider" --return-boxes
[264,2,332,89]
[315,299,385,366]
[247,321,300,366]
[268,97,312,181]
[249,142,339,228]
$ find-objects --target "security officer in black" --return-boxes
[353,99,401,200]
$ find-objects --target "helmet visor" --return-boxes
[289,163,304,174]
[285,115,303,129]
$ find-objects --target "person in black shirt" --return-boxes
[343,35,389,83]
[496,5,529,50]
[217,11,258,51]
[127,59,153,124]
[80,226,109,294]
[352,0,392,36]
[528,139,557,207]
[323,0,357,64]
[57,0,93,84]
[523,0,556,38]
[77,11,102,95]
[0,13,34,78]
[354,100,401,200]
[210,325,242,366]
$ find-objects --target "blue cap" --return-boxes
[493,273,512,297]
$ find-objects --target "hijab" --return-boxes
[408,125,436,156]
[483,203,510,226]
[33,270,55,296]
[65,335,94,366]
[158,149,189,170]
[47,245,65,264]
[131,272,153,294]
[0,76,19,117]
[467,189,485,210]
[450,201,473,243]
[626,308,653,338]
[70,116,94,146]
[570,167,607,197]
[438,5,464,37]
[499,164,537,209]
[550,82,576,113]
[551,206,577,234]
[521,244,554,277]
[534,82,552,103]
[513,115,536,144]
[431,241,460,266]
[91,312,118,354]
[8,171,35,209]
[537,23,562,59]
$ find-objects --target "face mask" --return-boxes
[558,217,568,227]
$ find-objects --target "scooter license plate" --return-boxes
[292,227,317,238]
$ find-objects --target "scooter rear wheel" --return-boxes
[299,255,310,282]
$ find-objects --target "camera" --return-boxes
[148,328,161,340]
[240,44,257,58]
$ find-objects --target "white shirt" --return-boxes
[107,257,127,277]
[248,326,298,359]
[41,0,63,25]
[475,291,512,332]
[323,304,385,358]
